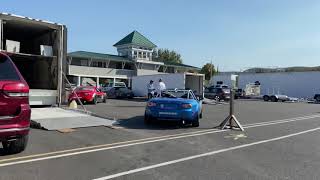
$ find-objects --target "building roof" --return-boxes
[113,31,157,48]
[68,51,132,63]
[163,61,200,70]
[68,51,199,70]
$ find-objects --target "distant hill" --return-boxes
[244,66,320,73]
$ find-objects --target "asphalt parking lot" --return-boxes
[1,99,320,180]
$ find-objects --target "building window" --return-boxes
[92,61,98,67]
[80,60,88,66]
[91,61,104,68]
[138,51,142,58]
[143,52,146,59]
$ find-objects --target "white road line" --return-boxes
[0,114,319,167]
[93,126,320,180]
[1,114,318,164]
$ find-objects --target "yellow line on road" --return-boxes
[0,128,219,163]
[0,114,319,164]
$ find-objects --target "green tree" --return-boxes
[200,63,216,80]
[154,48,183,64]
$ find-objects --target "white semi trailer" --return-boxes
[0,13,67,106]
[132,73,205,98]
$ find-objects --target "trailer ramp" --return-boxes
[31,108,114,130]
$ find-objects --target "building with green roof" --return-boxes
[67,31,200,87]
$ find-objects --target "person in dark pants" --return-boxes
[147,80,156,99]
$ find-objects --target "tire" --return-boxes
[214,95,220,102]
[144,113,152,125]
[263,95,270,101]
[3,135,28,154]
[199,110,203,119]
[316,96,320,102]
[103,96,107,103]
[192,115,200,127]
[270,96,278,102]
[92,96,97,104]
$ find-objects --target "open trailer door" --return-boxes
[0,13,66,106]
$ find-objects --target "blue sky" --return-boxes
[1,0,320,71]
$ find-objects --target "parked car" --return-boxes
[101,82,133,99]
[101,82,127,92]
[263,94,290,102]
[144,89,203,127]
[0,52,31,154]
[107,86,134,99]
[234,88,245,99]
[204,87,231,101]
[314,94,320,102]
[68,86,107,104]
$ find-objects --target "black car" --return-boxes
[107,87,134,99]
[234,88,245,99]
[314,94,320,102]
[204,87,231,101]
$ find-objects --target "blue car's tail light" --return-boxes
[181,103,192,109]
[147,102,157,107]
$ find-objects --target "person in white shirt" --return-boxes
[158,78,166,96]
[147,80,156,99]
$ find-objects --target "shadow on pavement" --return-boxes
[115,116,192,130]
[109,98,147,103]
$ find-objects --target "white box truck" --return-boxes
[0,13,67,106]
[132,73,205,98]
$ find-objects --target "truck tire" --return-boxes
[270,96,278,102]
[3,135,28,154]
[263,95,270,101]
[316,96,320,102]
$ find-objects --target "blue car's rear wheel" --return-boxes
[192,115,200,127]
[144,113,152,125]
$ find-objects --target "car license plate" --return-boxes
[159,112,177,115]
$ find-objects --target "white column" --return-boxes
[77,76,81,86]
[113,78,116,86]
[128,78,131,88]
[97,77,100,87]
[0,19,2,50]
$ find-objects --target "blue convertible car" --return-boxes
[144,89,203,127]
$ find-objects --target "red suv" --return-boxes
[0,52,31,154]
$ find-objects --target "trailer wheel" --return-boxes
[214,95,220,102]
[270,96,278,102]
[263,95,270,101]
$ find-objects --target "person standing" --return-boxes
[147,80,156,99]
[158,78,166,96]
